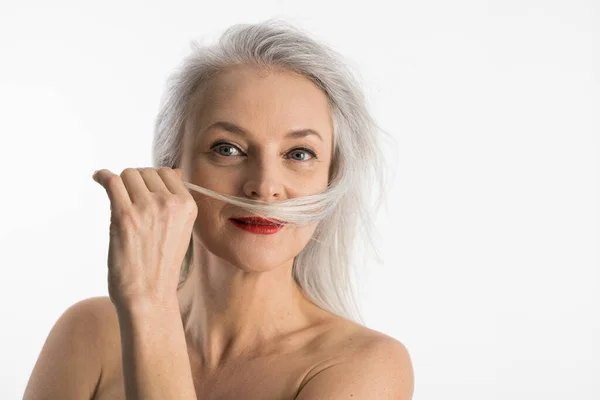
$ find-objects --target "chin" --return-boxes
[208,239,298,272]
[229,251,293,272]
[194,219,314,273]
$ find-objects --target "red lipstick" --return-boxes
[229,217,285,235]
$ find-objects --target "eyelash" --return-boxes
[210,141,318,161]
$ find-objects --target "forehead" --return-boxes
[186,64,333,141]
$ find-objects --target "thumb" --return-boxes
[174,168,183,179]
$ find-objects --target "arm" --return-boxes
[295,338,414,399]
[91,168,198,398]
[23,298,104,400]
[116,301,197,400]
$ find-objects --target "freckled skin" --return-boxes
[33,65,409,400]
[180,64,335,273]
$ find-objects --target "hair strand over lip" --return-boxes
[152,18,396,326]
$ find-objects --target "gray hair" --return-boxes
[152,19,392,325]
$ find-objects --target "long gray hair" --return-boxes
[152,19,392,325]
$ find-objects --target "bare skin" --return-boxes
[24,64,414,399]
[82,296,393,400]
[175,64,340,372]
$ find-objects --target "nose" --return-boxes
[242,160,285,201]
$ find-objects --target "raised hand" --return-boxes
[92,167,197,312]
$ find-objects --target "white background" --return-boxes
[0,0,597,399]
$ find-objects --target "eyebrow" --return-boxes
[202,120,324,142]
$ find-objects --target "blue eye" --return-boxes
[210,142,317,161]
[213,143,242,156]
[287,148,317,161]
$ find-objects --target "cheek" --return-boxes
[191,165,239,193]
[289,223,319,251]
[192,196,224,230]
[287,170,330,197]
[191,199,230,258]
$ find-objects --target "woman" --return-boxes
[24,20,414,399]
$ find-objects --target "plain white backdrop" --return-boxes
[0,0,597,399]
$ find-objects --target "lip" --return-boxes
[232,216,286,225]
[229,217,285,235]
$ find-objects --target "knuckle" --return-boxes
[161,196,181,211]
[121,168,137,177]
[105,174,122,187]
[139,200,159,214]
[153,196,189,217]
[183,197,198,213]
[179,198,198,218]
[139,167,154,175]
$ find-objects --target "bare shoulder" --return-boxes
[73,297,124,386]
[70,296,118,329]
[23,296,120,400]
[60,296,121,352]
[51,296,121,365]
[297,320,414,399]
[62,297,125,400]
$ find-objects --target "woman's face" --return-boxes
[180,64,334,272]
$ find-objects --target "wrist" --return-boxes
[113,297,181,319]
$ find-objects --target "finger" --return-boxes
[156,167,190,196]
[120,168,151,204]
[92,169,133,212]
[137,168,169,193]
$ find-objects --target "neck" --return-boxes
[176,239,329,371]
